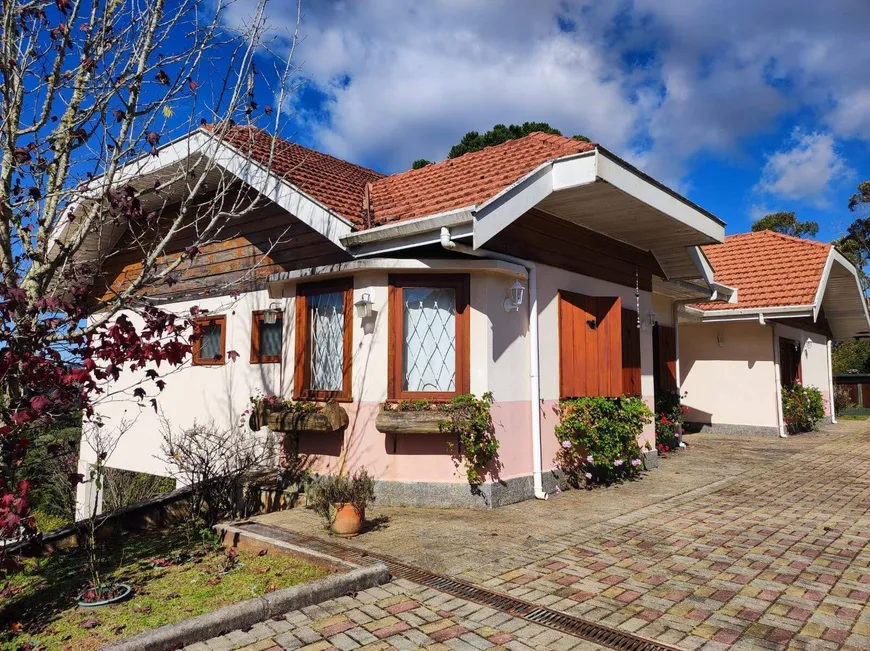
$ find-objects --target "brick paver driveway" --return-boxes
[207,421,870,650]
[457,425,870,650]
[189,578,605,651]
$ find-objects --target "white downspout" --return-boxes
[440,228,548,500]
[827,339,837,424]
[771,321,787,437]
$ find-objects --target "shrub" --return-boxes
[439,392,498,484]
[781,385,825,433]
[159,419,272,527]
[834,385,855,416]
[555,396,653,487]
[103,468,176,512]
[307,468,376,529]
[654,390,687,455]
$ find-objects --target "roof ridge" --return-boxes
[374,131,595,187]
[726,229,831,249]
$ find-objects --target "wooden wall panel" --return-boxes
[95,199,352,302]
[488,209,662,291]
[655,324,678,393]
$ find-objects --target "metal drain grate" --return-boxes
[239,522,678,651]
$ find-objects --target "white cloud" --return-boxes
[755,130,852,205]
[224,0,870,184]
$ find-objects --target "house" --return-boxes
[673,231,870,436]
[74,126,728,512]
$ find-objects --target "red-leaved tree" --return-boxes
[0,0,303,544]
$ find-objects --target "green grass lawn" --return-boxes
[1,527,330,651]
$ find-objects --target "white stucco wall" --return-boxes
[679,321,780,429]
[773,322,832,416]
[678,319,833,432]
[78,263,659,513]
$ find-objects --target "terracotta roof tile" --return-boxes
[368,132,595,226]
[217,125,385,225]
[692,230,831,312]
[214,126,595,230]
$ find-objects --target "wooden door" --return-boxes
[621,308,641,397]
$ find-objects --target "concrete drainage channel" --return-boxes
[239,521,680,651]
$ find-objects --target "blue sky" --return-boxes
[225,0,870,242]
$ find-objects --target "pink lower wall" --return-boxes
[288,400,535,484]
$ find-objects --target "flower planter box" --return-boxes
[375,408,446,435]
[268,402,348,434]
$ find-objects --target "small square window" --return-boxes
[192,315,226,366]
[251,311,283,363]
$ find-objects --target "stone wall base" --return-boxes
[373,470,565,509]
[685,421,781,436]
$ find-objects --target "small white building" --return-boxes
[675,231,869,436]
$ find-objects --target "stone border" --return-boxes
[104,556,389,651]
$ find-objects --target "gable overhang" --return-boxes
[52,128,354,266]
[818,249,870,340]
[680,249,870,339]
[343,147,725,283]
[472,147,725,281]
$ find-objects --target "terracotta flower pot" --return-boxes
[331,503,364,537]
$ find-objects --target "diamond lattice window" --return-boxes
[388,274,469,399]
[402,288,456,392]
[310,292,345,392]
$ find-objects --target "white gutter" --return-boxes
[684,303,815,320]
[439,227,548,500]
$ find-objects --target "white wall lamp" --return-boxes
[354,292,374,318]
[641,309,658,331]
[504,280,525,312]
[263,301,283,324]
[804,338,813,355]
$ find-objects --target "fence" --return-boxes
[834,374,870,415]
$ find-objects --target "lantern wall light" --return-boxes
[354,292,374,318]
[263,301,283,324]
[503,280,525,312]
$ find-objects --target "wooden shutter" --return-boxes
[621,308,641,397]
[653,324,678,393]
[558,291,622,398]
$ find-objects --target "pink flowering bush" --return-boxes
[555,396,652,488]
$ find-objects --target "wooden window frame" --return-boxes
[779,337,803,388]
[293,278,353,402]
[192,315,226,366]
[388,273,470,401]
[250,310,284,364]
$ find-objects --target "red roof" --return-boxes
[215,126,594,229]
[367,132,595,226]
[693,231,831,311]
[218,125,385,225]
